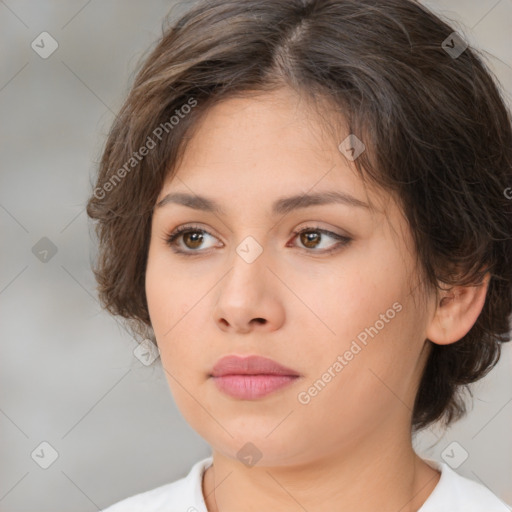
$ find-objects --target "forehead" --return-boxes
[156,88,393,217]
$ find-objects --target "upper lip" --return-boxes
[210,355,300,377]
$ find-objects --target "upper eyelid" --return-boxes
[169,223,344,238]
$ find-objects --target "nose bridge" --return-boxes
[212,233,280,330]
[223,234,268,301]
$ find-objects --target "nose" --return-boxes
[212,249,285,334]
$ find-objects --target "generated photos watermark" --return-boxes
[297,301,403,405]
[93,97,197,200]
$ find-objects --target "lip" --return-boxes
[210,355,301,400]
[211,354,300,377]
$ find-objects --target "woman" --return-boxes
[87,0,512,510]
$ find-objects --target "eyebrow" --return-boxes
[154,190,370,216]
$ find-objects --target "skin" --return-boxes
[145,86,490,512]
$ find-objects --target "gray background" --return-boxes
[0,1,511,510]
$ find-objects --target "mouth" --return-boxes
[209,354,301,400]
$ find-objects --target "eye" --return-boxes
[289,226,352,254]
[163,224,352,255]
[164,224,220,254]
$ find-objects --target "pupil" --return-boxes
[302,231,319,248]
[185,232,203,248]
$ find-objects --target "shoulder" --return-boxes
[101,456,213,512]
[419,458,511,512]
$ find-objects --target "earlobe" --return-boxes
[426,272,491,346]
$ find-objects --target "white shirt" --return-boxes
[101,456,511,511]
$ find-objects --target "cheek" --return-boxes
[146,282,206,413]
[146,260,187,359]
[292,258,404,355]
[293,264,421,414]
[306,296,425,433]
[146,245,189,331]
[294,320,414,449]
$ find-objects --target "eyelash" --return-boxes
[163,224,352,256]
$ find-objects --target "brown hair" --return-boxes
[86,0,512,432]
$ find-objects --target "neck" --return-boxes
[202,420,440,512]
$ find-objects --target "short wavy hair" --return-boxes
[86,0,512,432]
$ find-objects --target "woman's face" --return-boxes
[145,87,436,465]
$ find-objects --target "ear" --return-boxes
[426,271,491,345]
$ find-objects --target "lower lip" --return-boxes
[211,374,299,399]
